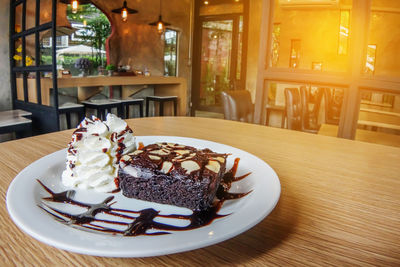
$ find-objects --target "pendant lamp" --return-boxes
[60,0,92,14]
[149,0,171,34]
[112,1,138,22]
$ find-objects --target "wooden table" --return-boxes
[1,117,399,265]
[359,107,400,126]
[318,123,400,147]
[0,109,32,136]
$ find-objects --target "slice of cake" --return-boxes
[118,143,228,210]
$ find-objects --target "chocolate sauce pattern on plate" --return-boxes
[37,158,251,237]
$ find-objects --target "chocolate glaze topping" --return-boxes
[38,158,251,236]
[120,143,228,181]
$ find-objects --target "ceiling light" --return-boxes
[149,0,171,34]
[112,1,138,22]
[71,0,78,13]
[60,0,92,14]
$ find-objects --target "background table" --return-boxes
[1,117,399,265]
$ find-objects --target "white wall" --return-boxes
[0,0,11,111]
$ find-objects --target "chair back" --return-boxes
[323,88,342,125]
[221,90,254,123]
[300,86,310,129]
[284,88,302,131]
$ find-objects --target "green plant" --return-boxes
[106,64,115,71]
[67,4,111,68]
[81,15,111,67]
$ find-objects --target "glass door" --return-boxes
[192,12,246,114]
[200,19,234,108]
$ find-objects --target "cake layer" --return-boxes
[118,143,227,210]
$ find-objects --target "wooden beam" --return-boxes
[254,0,273,124]
[338,0,371,139]
[262,69,350,88]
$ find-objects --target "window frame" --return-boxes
[254,0,400,139]
[163,28,179,77]
[9,0,60,133]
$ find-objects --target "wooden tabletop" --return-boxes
[1,117,399,266]
[318,123,400,147]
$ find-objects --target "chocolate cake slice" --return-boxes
[118,143,228,210]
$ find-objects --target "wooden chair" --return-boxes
[284,88,302,131]
[285,88,318,133]
[300,86,322,131]
[323,88,342,125]
[221,90,254,123]
[265,104,286,128]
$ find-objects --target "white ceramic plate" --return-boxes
[6,136,280,257]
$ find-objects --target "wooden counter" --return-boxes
[18,76,188,116]
[1,117,399,265]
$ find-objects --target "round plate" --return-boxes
[6,136,280,257]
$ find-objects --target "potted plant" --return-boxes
[106,64,116,76]
[75,58,92,77]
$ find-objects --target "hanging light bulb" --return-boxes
[157,20,164,34]
[149,0,171,35]
[71,0,78,14]
[122,8,128,22]
[112,1,138,22]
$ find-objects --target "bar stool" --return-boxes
[146,96,178,117]
[81,99,123,120]
[119,98,144,119]
[58,103,85,129]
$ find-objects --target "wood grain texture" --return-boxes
[1,117,399,266]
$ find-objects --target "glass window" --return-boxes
[365,0,400,77]
[338,10,350,55]
[271,23,281,67]
[236,15,243,80]
[164,29,178,77]
[42,36,69,48]
[25,34,36,67]
[364,44,377,74]
[15,3,23,34]
[26,0,37,30]
[271,0,352,72]
[266,82,344,132]
[200,20,233,106]
[356,90,400,147]
[289,39,301,68]
[39,0,53,25]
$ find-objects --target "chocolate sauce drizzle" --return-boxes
[38,158,251,237]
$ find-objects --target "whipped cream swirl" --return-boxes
[62,114,136,192]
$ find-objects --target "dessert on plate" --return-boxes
[61,114,228,211]
[118,143,227,210]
